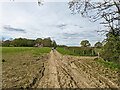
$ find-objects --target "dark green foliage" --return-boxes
[10,38,35,47]
[94,42,102,48]
[100,34,120,63]
[35,38,42,44]
[52,40,57,47]
[80,40,91,47]
[41,37,52,47]
[2,40,11,47]
[2,37,57,47]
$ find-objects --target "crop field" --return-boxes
[2,47,51,54]
[2,47,51,88]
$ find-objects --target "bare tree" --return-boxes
[69,0,120,36]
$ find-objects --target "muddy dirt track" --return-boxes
[32,50,119,88]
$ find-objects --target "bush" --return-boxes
[2,59,6,62]
[100,36,120,63]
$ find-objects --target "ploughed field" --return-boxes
[2,47,119,88]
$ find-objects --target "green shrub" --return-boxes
[100,35,120,63]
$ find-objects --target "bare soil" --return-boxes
[2,50,119,88]
[37,50,119,88]
[2,51,49,88]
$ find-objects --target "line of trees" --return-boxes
[63,40,102,56]
[69,0,120,63]
[80,40,103,48]
[2,37,57,47]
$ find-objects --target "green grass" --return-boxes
[57,47,97,56]
[57,47,76,55]
[32,47,51,55]
[2,47,51,54]
[94,48,102,53]
[94,58,120,69]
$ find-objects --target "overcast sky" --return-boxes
[0,2,105,46]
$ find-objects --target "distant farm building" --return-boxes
[34,44,44,47]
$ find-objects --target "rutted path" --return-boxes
[37,51,60,88]
[37,50,119,88]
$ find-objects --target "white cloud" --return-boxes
[1,2,105,46]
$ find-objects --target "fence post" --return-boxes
[98,52,100,59]
[92,50,94,55]
[83,51,84,55]
[73,49,75,53]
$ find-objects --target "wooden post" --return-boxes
[92,50,94,55]
[83,51,84,55]
[73,49,75,53]
[98,52,100,59]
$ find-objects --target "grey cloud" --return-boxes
[74,24,83,28]
[62,37,68,39]
[3,25,26,33]
[56,23,67,29]
[79,26,83,28]
[63,33,80,37]
[57,24,84,30]
[62,31,99,41]
[61,32,82,40]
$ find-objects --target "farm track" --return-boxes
[34,50,119,88]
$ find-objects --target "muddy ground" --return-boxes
[2,50,119,88]
[2,51,49,88]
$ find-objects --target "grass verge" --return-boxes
[57,47,97,57]
[94,58,120,69]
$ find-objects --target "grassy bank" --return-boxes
[57,47,97,56]
[94,58,120,70]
